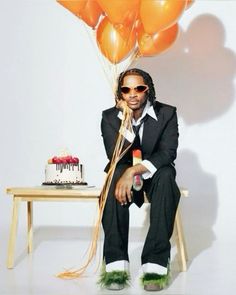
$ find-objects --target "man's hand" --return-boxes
[115,163,149,205]
[115,168,134,205]
[115,99,127,111]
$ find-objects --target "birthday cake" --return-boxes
[44,154,85,185]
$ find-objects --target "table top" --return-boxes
[6,186,188,198]
[6,186,101,197]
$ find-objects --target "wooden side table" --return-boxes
[6,186,188,271]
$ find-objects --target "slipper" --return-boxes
[98,266,130,290]
[140,272,170,291]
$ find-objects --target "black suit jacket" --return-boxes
[101,101,179,173]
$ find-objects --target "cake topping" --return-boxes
[48,155,79,164]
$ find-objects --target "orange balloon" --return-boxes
[97,0,140,26]
[57,0,87,17]
[140,0,186,34]
[96,17,136,64]
[80,0,103,29]
[113,22,137,41]
[137,23,179,56]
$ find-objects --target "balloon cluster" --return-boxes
[57,0,194,64]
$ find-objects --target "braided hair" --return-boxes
[115,68,156,105]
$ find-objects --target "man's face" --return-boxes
[121,75,148,111]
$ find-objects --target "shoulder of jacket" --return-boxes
[102,106,119,120]
[102,106,116,115]
[154,101,177,114]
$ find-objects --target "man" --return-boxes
[99,68,180,291]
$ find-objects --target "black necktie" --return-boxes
[132,125,141,149]
[132,115,147,148]
[131,116,147,207]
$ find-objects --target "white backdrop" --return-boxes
[0,0,236,265]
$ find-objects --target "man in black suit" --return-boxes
[100,68,180,291]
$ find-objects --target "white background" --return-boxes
[0,0,236,267]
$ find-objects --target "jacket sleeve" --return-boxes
[146,108,179,169]
[101,111,119,161]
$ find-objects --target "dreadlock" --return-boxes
[115,68,156,105]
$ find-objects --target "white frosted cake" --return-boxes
[44,155,85,185]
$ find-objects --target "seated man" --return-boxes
[99,68,180,291]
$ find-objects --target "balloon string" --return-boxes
[82,21,115,88]
[120,9,141,72]
[57,103,133,279]
[82,14,140,91]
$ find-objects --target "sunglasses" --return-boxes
[121,85,148,94]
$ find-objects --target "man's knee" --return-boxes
[153,165,176,183]
[146,165,180,203]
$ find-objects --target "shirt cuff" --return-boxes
[141,160,157,179]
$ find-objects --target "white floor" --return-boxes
[1,224,235,295]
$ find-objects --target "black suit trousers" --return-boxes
[101,164,181,268]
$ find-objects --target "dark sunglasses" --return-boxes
[121,85,149,94]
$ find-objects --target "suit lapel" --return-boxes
[110,108,133,154]
[110,108,121,131]
[142,103,163,156]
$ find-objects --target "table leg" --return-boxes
[7,197,20,269]
[27,201,33,253]
[174,208,188,272]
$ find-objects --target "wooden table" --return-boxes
[6,186,101,269]
[6,186,188,270]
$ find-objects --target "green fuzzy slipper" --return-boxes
[140,272,170,291]
[97,264,130,290]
